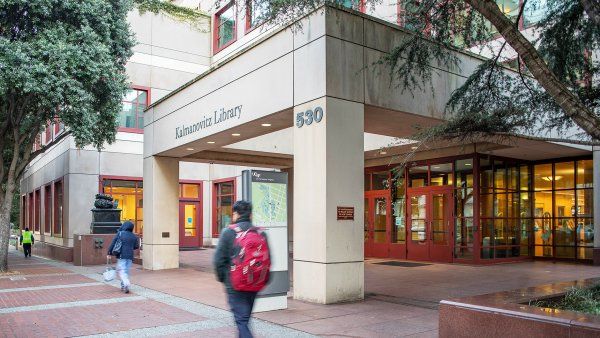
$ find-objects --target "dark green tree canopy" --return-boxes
[0,0,135,271]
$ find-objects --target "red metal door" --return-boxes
[179,201,201,248]
[407,190,429,260]
[407,187,454,262]
[429,188,453,263]
[364,192,391,258]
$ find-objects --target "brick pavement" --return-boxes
[0,249,313,338]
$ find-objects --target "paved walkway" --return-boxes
[3,248,600,337]
[0,249,311,337]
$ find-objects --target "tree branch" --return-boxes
[465,0,600,140]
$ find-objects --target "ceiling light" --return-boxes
[411,146,418,150]
[380,151,387,155]
[433,166,440,169]
[186,147,194,151]
[465,163,472,166]
[207,141,215,144]
[542,176,562,182]
[261,123,272,127]
[232,133,241,137]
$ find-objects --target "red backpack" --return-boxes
[229,225,271,292]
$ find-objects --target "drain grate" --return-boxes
[373,261,430,267]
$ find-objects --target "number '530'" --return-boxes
[296,107,324,128]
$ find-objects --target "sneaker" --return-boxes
[124,287,130,294]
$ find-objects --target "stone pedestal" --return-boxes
[292,97,365,304]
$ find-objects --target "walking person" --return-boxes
[214,201,271,338]
[107,221,139,293]
[20,227,34,258]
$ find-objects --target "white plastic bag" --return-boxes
[103,256,116,282]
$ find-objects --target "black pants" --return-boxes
[227,291,257,338]
[23,243,32,257]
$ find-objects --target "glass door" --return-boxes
[430,190,453,262]
[179,201,201,247]
[364,193,391,258]
[407,187,454,262]
[407,192,429,260]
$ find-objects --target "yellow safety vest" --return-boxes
[22,231,32,244]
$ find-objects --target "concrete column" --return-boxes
[142,156,180,270]
[293,97,364,304]
[593,147,600,265]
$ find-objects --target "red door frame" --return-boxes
[212,177,237,237]
[179,180,203,248]
[407,185,454,262]
[364,190,392,258]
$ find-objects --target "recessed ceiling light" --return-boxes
[232,133,241,137]
[465,163,472,166]
[207,141,215,144]
[261,123,271,127]
[433,166,440,169]
[186,147,194,151]
[380,151,387,155]
[411,146,418,150]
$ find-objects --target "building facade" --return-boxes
[20,1,599,304]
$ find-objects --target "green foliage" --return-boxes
[533,285,600,315]
[133,0,209,30]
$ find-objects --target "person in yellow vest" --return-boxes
[20,227,34,258]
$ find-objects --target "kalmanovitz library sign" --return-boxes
[175,105,242,139]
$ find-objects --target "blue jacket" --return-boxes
[108,221,139,260]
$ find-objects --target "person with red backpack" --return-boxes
[214,200,271,338]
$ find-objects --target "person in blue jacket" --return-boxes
[107,221,139,293]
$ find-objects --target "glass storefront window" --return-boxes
[520,165,530,191]
[455,159,473,188]
[494,160,506,190]
[430,163,453,186]
[554,190,575,217]
[103,179,143,234]
[534,163,553,191]
[215,180,235,234]
[554,218,576,246]
[577,160,594,188]
[409,166,428,187]
[393,175,406,244]
[372,172,390,190]
[554,162,575,190]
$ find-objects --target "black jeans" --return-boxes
[23,244,31,257]
[227,291,257,338]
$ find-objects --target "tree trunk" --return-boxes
[466,0,600,140]
[0,180,15,272]
[581,0,600,27]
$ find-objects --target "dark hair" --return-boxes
[233,200,252,219]
[25,227,29,231]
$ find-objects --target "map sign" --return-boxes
[251,182,287,227]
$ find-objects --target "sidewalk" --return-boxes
[0,249,312,337]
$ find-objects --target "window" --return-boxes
[392,171,406,244]
[44,122,52,144]
[118,88,148,131]
[54,180,63,236]
[34,189,41,232]
[54,118,65,136]
[479,157,530,259]
[213,179,235,236]
[102,178,143,234]
[28,192,33,230]
[455,159,474,259]
[214,2,236,53]
[246,0,267,31]
[21,195,26,231]
[44,185,52,233]
[180,183,201,200]
[533,159,594,260]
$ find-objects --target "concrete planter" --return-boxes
[439,278,600,337]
